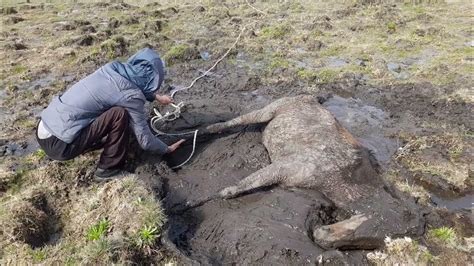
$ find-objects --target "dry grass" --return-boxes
[0,162,166,264]
[396,132,472,191]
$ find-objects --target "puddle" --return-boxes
[430,193,473,211]
[325,57,348,68]
[323,95,398,166]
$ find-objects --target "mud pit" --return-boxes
[140,90,424,264]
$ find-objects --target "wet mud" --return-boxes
[144,87,427,264]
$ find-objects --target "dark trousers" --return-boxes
[37,107,130,170]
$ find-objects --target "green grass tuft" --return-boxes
[34,149,47,160]
[261,24,291,39]
[86,218,110,241]
[429,226,457,243]
[11,65,27,75]
[136,225,159,248]
[163,44,196,64]
[387,21,397,33]
[297,68,338,83]
[31,248,47,263]
[268,57,290,71]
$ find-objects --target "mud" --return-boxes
[143,87,427,263]
[322,95,398,167]
[0,1,472,264]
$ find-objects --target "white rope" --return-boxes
[170,25,248,98]
[151,22,255,168]
[150,104,199,169]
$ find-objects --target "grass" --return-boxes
[3,168,29,194]
[163,44,194,64]
[297,68,338,83]
[387,21,397,33]
[367,237,434,265]
[98,36,128,60]
[429,227,457,244]
[31,248,47,263]
[86,218,110,241]
[396,133,470,190]
[268,57,290,71]
[261,24,291,39]
[136,225,159,248]
[12,65,28,75]
[34,149,47,160]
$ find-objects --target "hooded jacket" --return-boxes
[40,48,169,154]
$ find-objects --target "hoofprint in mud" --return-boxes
[202,95,425,249]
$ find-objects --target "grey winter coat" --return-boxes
[40,62,169,154]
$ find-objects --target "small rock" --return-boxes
[467,40,474,47]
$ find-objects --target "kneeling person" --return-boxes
[36,48,184,180]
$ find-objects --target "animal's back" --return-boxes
[261,96,382,204]
[262,97,358,162]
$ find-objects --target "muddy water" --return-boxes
[322,96,473,213]
[322,95,398,166]
[430,193,473,212]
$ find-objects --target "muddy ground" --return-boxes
[0,0,472,264]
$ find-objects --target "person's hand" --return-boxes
[156,94,174,105]
[167,139,185,153]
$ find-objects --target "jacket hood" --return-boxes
[110,48,165,102]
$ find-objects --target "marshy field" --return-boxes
[0,0,472,264]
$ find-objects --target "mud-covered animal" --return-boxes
[204,95,424,249]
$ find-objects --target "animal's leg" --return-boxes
[219,162,291,199]
[207,97,290,133]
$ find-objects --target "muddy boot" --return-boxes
[94,168,129,182]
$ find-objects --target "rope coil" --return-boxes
[151,23,253,169]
